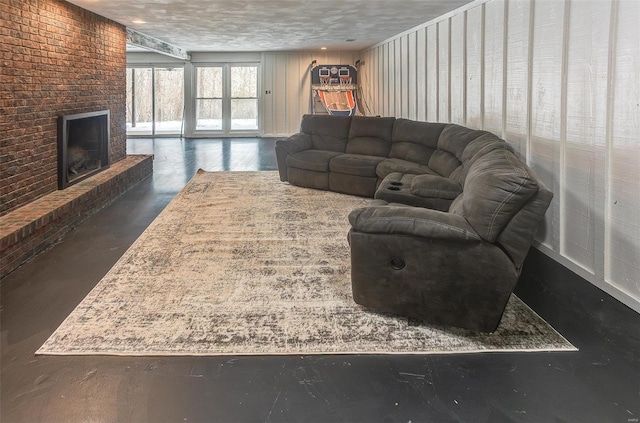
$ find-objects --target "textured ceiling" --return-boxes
[65,0,474,52]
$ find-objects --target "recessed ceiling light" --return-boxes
[132,20,146,24]
[320,47,327,50]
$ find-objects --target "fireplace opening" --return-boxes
[58,110,110,189]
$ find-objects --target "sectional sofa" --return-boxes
[275,114,552,332]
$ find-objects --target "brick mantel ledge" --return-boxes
[0,155,153,279]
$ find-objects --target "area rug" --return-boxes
[37,170,576,356]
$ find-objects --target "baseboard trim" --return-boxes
[533,242,640,314]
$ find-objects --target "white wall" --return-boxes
[359,0,640,312]
[261,51,359,137]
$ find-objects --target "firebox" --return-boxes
[57,110,110,189]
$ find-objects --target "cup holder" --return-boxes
[387,186,401,191]
[390,181,403,186]
[390,257,405,270]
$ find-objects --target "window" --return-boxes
[196,66,223,131]
[126,68,152,135]
[126,67,184,135]
[195,64,259,134]
[230,66,258,131]
[154,68,185,134]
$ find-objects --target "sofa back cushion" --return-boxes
[429,124,491,178]
[346,116,395,157]
[300,114,351,152]
[450,147,539,243]
[452,135,511,185]
[390,119,447,165]
[428,150,461,177]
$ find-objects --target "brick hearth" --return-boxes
[0,155,153,278]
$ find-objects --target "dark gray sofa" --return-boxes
[276,114,552,332]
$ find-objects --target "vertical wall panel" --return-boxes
[359,49,372,116]
[395,39,401,117]
[395,38,403,117]
[483,0,505,136]
[438,20,450,123]
[369,47,379,116]
[374,47,380,116]
[299,53,313,118]
[338,52,355,65]
[504,0,531,155]
[380,46,385,116]
[361,50,369,116]
[375,46,382,116]
[274,54,288,135]
[358,50,368,115]
[403,35,411,117]
[369,48,378,116]
[408,32,418,120]
[261,53,275,135]
[466,5,484,130]
[389,38,406,117]
[608,1,640,299]
[450,13,466,125]
[286,54,302,134]
[426,25,439,121]
[416,28,428,121]
[563,1,610,276]
[529,1,564,249]
[388,42,396,116]
[383,43,390,116]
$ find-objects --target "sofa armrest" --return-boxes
[275,133,312,154]
[275,133,313,181]
[348,203,481,242]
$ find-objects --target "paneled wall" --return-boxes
[261,52,359,136]
[359,0,640,312]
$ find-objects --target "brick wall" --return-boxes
[0,0,127,216]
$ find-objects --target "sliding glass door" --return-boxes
[126,68,152,135]
[195,64,259,134]
[126,66,184,136]
[154,68,185,134]
[230,66,259,131]
[195,66,223,131]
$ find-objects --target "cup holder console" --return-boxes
[387,186,401,191]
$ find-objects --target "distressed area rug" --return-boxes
[37,170,575,356]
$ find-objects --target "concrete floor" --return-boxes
[1,138,639,422]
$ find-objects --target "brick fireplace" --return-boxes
[0,0,153,277]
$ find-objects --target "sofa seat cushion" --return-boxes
[349,202,481,242]
[287,149,343,172]
[376,158,435,180]
[330,154,385,177]
[410,174,462,199]
[330,173,377,197]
